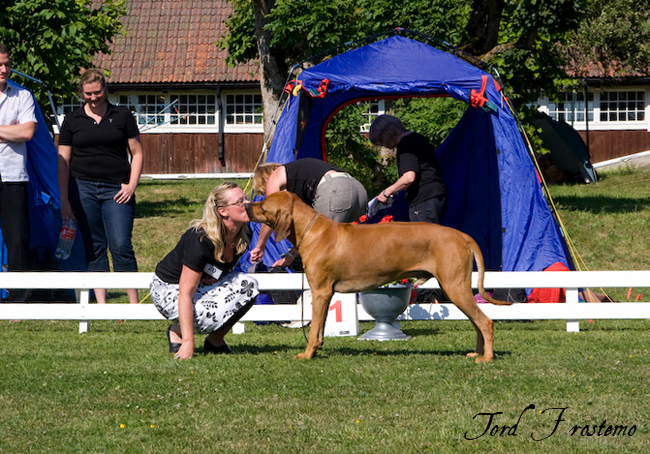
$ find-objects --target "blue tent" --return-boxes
[244,33,569,273]
[0,80,85,289]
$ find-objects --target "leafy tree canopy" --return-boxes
[0,0,126,120]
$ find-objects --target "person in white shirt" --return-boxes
[0,43,37,302]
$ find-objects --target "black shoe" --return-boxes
[167,325,181,353]
[204,338,233,354]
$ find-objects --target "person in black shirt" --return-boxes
[369,115,448,304]
[150,182,259,359]
[57,68,143,304]
[251,158,367,268]
[369,115,447,224]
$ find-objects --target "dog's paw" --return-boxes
[474,355,492,364]
[294,351,316,360]
[466,352,480,358]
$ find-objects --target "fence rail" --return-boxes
[1,271,649,334]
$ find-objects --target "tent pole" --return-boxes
[583,79,591,159]
[10,69,60,130]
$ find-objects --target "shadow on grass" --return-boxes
[552,195,650,214]
[223,343,512,359]
[136,197,198,218]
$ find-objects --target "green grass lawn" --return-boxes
[2,169,649,453]
[0,319,647,453]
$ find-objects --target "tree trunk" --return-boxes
[464,0,504,56]
[252,0,287,142]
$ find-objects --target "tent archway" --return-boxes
[242,29,570,274]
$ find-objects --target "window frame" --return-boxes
[55,90,266,134]
[537,88,649,132]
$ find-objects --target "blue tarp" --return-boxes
[242,35,569,273]
[0,80,85,281]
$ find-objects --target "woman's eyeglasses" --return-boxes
[218,197,248,208]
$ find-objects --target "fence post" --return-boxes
[566,287,580,333]
[78,289,90,334]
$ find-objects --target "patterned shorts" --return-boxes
[150,272,259,333]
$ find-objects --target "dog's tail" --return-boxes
[469,237,513,306]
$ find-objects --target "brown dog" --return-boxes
[246,192,511,362]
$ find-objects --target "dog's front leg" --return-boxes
[295,288,333,359]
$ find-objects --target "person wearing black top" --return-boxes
[57,68,144,304]
[369,115,448,304]
[251,158,367,268]
[369,115,447,224]
[150,182,259,359]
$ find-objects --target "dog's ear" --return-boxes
[273,210,291,243]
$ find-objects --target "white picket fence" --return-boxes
[1,271,649,334]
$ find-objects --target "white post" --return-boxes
[232,322,245,334]
[78,289,90,334]
[566,287,580,333]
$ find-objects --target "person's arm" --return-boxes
[250,224,273,263]
[0,122,36,143]
[115,136,144,204]
[377,170,416,204]
[272,247,298,269]
[57,144,76,222]
[175,265,202,359]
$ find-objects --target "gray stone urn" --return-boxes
[358,284,412,340]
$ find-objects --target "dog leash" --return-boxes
[295,213,318,344]
[296,212,319,250]
[300,271,309,343]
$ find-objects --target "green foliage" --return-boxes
[391,98,467,150]
[564,0,650,77]
[324,104,390,197]
[0,0,126,120]
[222,0,473,68]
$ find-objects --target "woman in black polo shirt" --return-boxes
[150,182,259,359]
[57,68,143,304]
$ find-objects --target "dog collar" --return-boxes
[296,213,320,251]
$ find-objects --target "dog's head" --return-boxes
[245,191,297,243]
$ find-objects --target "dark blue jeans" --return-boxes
[70,179,138,272]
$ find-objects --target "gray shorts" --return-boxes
[150,272,259,333]
[312,172,368,223]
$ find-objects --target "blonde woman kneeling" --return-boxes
[150,183,258,359]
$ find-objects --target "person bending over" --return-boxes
[251,158,368,268]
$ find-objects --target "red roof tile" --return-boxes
[93,0,260,85]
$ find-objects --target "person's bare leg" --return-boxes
[205,325,230,347]
[94,288,107,304]
[127,288,139,304]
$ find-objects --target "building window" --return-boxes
[360,100,386,132]
[225,94,263,125]
[57,91,266,133]
[59,96,84,115]
[113,93,223,132]
[130,94,167,128]
[548,92,593,123]
[170,94,217,125]
[599,91,645,122]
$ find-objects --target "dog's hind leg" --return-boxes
[443,283,494,363]
[295,287,333,360]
